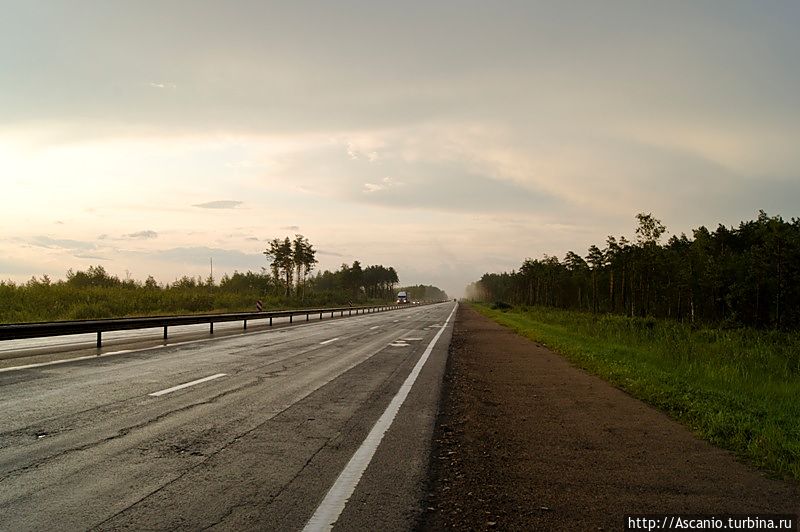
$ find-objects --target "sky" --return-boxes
[2,1,799,298]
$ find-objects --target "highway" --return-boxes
[0,301,456,531]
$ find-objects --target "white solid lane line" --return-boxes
[148,373,227,397]
[369,326,380,330]
[0,330,249,373]
[302,303,458,532]
[319,337,340,345]
[0,351,133,373]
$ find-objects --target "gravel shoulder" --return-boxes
[419,305,799,531]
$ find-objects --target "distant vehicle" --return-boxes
[396,291,409,304]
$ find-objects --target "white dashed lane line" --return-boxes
[148,373,227,397]
[319,337,340,345]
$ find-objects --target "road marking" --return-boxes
[0,323,278,373]
[319,337,340,345]
[148,373,227,397]
[303,303,457,532]
[0,351,131,373]
[369,326,380,330]
[0,304,437,373]
[402,337,423,341]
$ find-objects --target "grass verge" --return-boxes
[0,283,386,323]
[472,303,800,481]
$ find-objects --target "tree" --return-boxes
[264,237,294,296]
[586,245,605,313]
[635,213,666,246]
[292,234,317,298]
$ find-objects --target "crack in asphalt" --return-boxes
[201,436,331,531]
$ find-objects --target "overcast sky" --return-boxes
[2,1,799,297]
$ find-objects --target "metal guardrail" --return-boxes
[0,302,441,348]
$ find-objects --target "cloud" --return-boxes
[0,257,42,277]
[148,82,177,89]
[280,225,300,231]
[245,236,260,241]
[74,254,110,261]
[152,246,264,268]
[25,236,115,263]
[317,249,346,257]
[124,230,158,239]
[363,176,402,194]
[30,236,97,251]
[346,138,382,162]
[192,200,243,209]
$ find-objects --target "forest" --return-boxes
[398,284,449,302]
[467,211,800,329]
[0,234,446,323]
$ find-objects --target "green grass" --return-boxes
[0,282,383,323]
[472,303,800,481]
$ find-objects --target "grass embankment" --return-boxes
[473,303,800,481]
[0,283,375,323]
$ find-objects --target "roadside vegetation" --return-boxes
[1,234,447,323]
[397,284,449,302]
[473,303,800,480]
[468,211,800,329]
[467,211,800,480]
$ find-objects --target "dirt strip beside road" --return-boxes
[419,305,798,531]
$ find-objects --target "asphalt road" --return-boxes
[0,302,456,531]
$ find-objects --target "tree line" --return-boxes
[262,234,402,301]
[398,284,449,302]
[467,211,800,329]
[0,234,449,322]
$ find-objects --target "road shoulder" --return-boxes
[420,305,799,531]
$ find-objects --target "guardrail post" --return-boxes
[96,331,102,349]
[290,315,293,324]
[320,311,323,319]
[348,309,352,316]
[269,317,273,326]
[331,311,334,318]
[164,326,168,340]
[210,322,214,334]
[243,319,247,330]
[306,313,309,321]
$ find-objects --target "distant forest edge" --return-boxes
[467,211,800,330]
[0,234,447,323]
